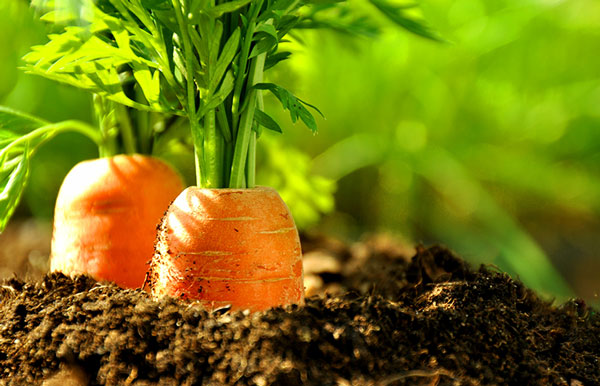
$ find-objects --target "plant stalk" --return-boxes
[203,109,223,188]
[172,0,204,186]
[114,103,137,154]
[229,49,267,188]
[231,0,264,134]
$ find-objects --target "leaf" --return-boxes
[201,70,235,114]
[207,0,252,18]
[132,65,162,107]
[0,152,29,233]
[254,109,282,133]
[368,0,443,41]
[210,27,241,93]
[208,21,224,70]
[141,0,171,10]
[255,23,278,41]
[23,3,180,114]
[0,108,49,233]
[188,0,251,23]
[253,83,323,133]
[264,51,291,70]
[249,37,277,59]
[0,107,49,146]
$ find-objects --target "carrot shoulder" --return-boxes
[50,154,184,288]
[148,186,304,311]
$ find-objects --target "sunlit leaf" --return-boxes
[0,152,29,233]
[0,107,49,146]
[254,83,323,133]
[254,109,282,133]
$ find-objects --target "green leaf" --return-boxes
[23,3,180,114]
[254,109,282,133]
[209,27,241,93]
[0,108,47,233]
[255,23,278,41]
[0,152,29,233]
[208,21,224,70]
[265,51,291,70]
[188,0,251,23]
[201,70,235,114]
[0,107,49,146]
[254,83,323,133]
[368,0,443,41]
[132,65,162,107]
[141,0,171,10]
[207,0,252,18]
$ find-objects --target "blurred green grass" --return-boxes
[2,0,599,305]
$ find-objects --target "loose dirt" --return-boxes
[0,233,598,385]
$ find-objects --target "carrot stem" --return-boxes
[246,130,256,188]
[114,103,137,154]
[204,109,223,188]
[229,46,267,188]
[231,0,263,134]
[171,0,204,186]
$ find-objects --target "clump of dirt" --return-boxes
[0,237,598,385]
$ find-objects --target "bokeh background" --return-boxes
[1,0,599,305]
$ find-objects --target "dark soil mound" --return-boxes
[0,236,598,385]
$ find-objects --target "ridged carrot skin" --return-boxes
[50,154,184,288]
[148,186,304,311]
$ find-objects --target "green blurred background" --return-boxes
[1,0,599,305]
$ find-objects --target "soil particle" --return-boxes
[0,236,599,385]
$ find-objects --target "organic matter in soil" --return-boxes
[0,234,598,385]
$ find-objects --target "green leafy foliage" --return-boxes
[0,108,48,232]
[254,83,323,133]
[0,107,49,146]
[368,0,442,41]
[254,109,282,133]
[0,147,30,233]
[0,107,100,232]
[22,0,438,189]
[24,2,182,114]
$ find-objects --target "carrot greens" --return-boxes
[19,0,437,189]
[0,0,438,230]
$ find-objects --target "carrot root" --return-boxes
[50,154,184,288]
[148,186,305,311]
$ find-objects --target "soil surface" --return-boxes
[0,232,598,385]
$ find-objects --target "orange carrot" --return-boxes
[148,186,304,311]
[50,154,184,288]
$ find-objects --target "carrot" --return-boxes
[50,154,184,288]
[147,186,304,311]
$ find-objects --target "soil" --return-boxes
[0,232,598,385]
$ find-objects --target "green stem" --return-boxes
[0,121,103,159]
[192,128,205,187]
[172,0,203,186]
[217,104,233,184]
[114,104,137,154]
[216,105,232,143]
[203,109,223,188]
[135,86,152,154]
[231,0,263,133]
[93,95,118,157]
[246,89,265,187]
[246,130,256,187]
[229,50,267,188]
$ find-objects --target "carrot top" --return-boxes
[0,0,439,230]
[19,0,439,188]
